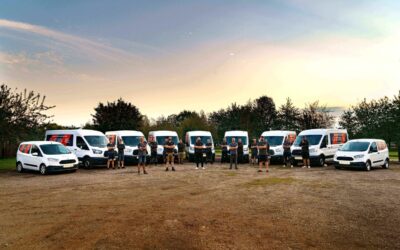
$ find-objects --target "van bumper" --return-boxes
[270,155,284,162]
[89,157,108,165]
[333,161,366,168]
[47,164,79,172]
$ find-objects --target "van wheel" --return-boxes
[83,157,91,169]
[16,162,24,173]
[382,159,389,169]
[318,156,325,167]
[365,161,371,171]
[39,164,47,175]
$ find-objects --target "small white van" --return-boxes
[148,130,179,162]
[45,129,108,168]
[261,130,296,162]
[105,130,150,164]
[334,139,389,171]
[224,130,249,162]
[291,129,348,166]
[16,141,78,175]
[185,131,215,162]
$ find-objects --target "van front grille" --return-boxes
[336,156,353,161]
[60,159,77,164]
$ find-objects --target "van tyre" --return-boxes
[382,159,389,169]
[83,157,91,169]
[318,155,325,167]
[365,161,371,171]
[39,164,47,175]
[16,162,24,173]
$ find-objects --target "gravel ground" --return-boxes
[1,162,400,249]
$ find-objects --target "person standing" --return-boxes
[257,137,270,173]
[283,137,293,168]
[221,138,228,163]
[164,137,176,171]
[137,137,148,174]
[205,139,213,165]
[194,137,205,169]
[229,138,238,170]
[117,137,125,169]
[250,138,258,166]
[177,139,186,164]
[237,138,244,163]
[300,137,310,168]
[163,138,168,164]
[149,136,158,166]
[107,141,116,169]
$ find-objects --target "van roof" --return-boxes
[347,139,385,143]
[20,141,62,146]
[105,130,144,136]
[261,130,296,136]
[186,131,212,136]
[148,130,179,136]
[299,128,347,136]
[224,130,248,136]
[46,129,105,136]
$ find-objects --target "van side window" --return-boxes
[31,145,41,156]
[19,144,31,153]
[370,142,378,153]
[77,136,89,150]
[46,134,73,146]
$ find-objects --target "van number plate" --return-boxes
[64,164,74,168]
[339,161,350,165]
[295,156,302,160]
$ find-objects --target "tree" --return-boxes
[299,101,334,130]
[339,109,359,138]
[277,97,301,131]
[0,84,54,157]
[91,98,143,132]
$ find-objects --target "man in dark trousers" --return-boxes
[149,136,158,166]
[257,137,269,173]
[229,138,238,170]
[237,138,244,163]
[300,137,310,168]
[250,138,258,166]
[283,137,293,168]
[194,137,205,169]
[205,138,213,165]
[221,138,228,163]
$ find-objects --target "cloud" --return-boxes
[0,19,140,63]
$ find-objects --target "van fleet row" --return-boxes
[16,128,390,174]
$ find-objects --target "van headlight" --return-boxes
[353,154,364,159]
[92,149,102,154]
[48,158,59,163]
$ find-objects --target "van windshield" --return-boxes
[264,136,284,146]
[225,136,247,145]
[294,135,322,146]
[340,141,370,152]
[84,136,108,148]
[156,136,178,145]
[190,136,212,144]
[121,136,143,147]
[40,144,71,155]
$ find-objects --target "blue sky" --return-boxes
[1,0,400,125]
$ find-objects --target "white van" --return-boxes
[291,129,348,166]
[224,130,249,163]
[148,130,179,162]
[16,141,78,175]
[105,130,150,164]
[261,130,296,162]
[45,129,108,168]
[185,131,215,162]
[334,139,389,171]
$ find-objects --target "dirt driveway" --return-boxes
[1,162,400,249]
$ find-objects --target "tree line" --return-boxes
[1,83,399,158]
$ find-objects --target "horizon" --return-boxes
[1,0,400,126]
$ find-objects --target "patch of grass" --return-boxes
[389,150,398,161]
[0,158,16,171]
[242,177,296,187]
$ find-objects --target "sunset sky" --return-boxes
[1,0,400,126]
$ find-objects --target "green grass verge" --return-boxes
[0,158,16,171]
[242,177,296,187]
